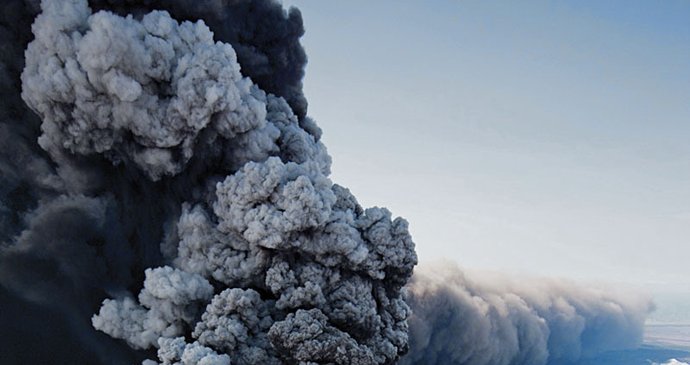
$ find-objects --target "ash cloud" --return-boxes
[401,262,653,365]
[0,0,653,364]
[3,0,415,364]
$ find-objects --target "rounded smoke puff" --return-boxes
[144,337,231,365]
[22,0,273,180]
[20,0,417,364]
[92,266,214,349]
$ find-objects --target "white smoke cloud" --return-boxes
[400,262,653,365]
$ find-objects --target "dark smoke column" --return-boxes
[19,0,417,364]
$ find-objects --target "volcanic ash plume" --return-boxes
[401,262,653,365]
[1,0,654,364]
[16,0,417,364]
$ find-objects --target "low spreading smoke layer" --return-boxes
[400,263,653,365]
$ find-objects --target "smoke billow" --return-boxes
[87,0,315,133]
[3,0,416,364]
[0,0,652,364]
[401,263,653,365]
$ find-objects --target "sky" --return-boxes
[281,0,690,313]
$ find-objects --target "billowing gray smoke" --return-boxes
[0,0,652,364]
[401,263,653,365]
[5,0,416,364]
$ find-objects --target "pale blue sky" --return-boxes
[282,1,690,296]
